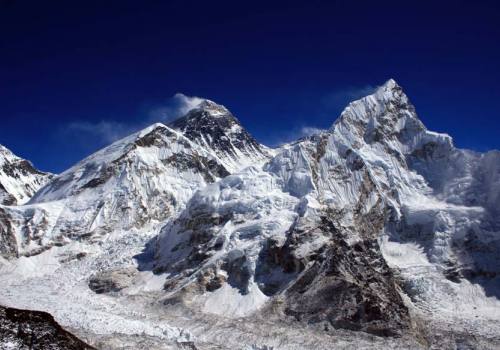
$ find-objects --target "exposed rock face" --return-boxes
[278,217,409,337]
[162,153,230,183]
[170,100,273,172]
[0,145,52,205]
[0,305,94,349]
[0,207,18,258]
[88,267,138,294]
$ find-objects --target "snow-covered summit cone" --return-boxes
[170,99,273,172]
[0,144,52,205]
[0,123,230,258]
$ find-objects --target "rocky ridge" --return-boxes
[170,99,273,172]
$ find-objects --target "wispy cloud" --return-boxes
[298,126,325,138]
[148,93,204,123]
[62,93,205,145]
[268,125,327,147]
[320,85,376,112]
[266,84,376,147]
[65,120,138,144]
[61,85,378,150]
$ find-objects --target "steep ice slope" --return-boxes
[0,145,52,205]
[155,79,500,341]
[0,123,230,258]
[170,99,274,172]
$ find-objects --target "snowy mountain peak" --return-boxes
[170,99,273,172]
[0,144,52,205]
[195,99,231,117]
[0,144,22,163]
[172,98,236,127]
[0,144,12,156]
[375,78,406,102]
[329,78,432,152]
[336,78,411,125]
[381,77,399,89]
[0,121,234,258]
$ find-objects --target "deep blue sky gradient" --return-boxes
[1,0,499,173]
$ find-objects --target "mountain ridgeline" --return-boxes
[1,81,499,349]
[0,145,52,206]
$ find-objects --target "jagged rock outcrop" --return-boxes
[0,305,94,349]
[88,267,138,294]
[276,217,409,337]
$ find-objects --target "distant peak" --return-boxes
[170,99,239,131]
[0,144,24,164]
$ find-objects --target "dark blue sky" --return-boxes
[1,0,499,173]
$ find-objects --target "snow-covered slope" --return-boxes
[170,99,273,172]
[154,79,500,341]
[0,123,230,258]
[0,145,52,205]
[1,80,500,349]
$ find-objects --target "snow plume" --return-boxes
[269,125,326,147]
[320,84,376,112]
[264,83,378,147]
[149,93,204,123]
[66,120,138,144]
[299,126,324,138]
[63,93,205,144]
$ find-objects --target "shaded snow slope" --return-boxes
[0,145,52,206]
